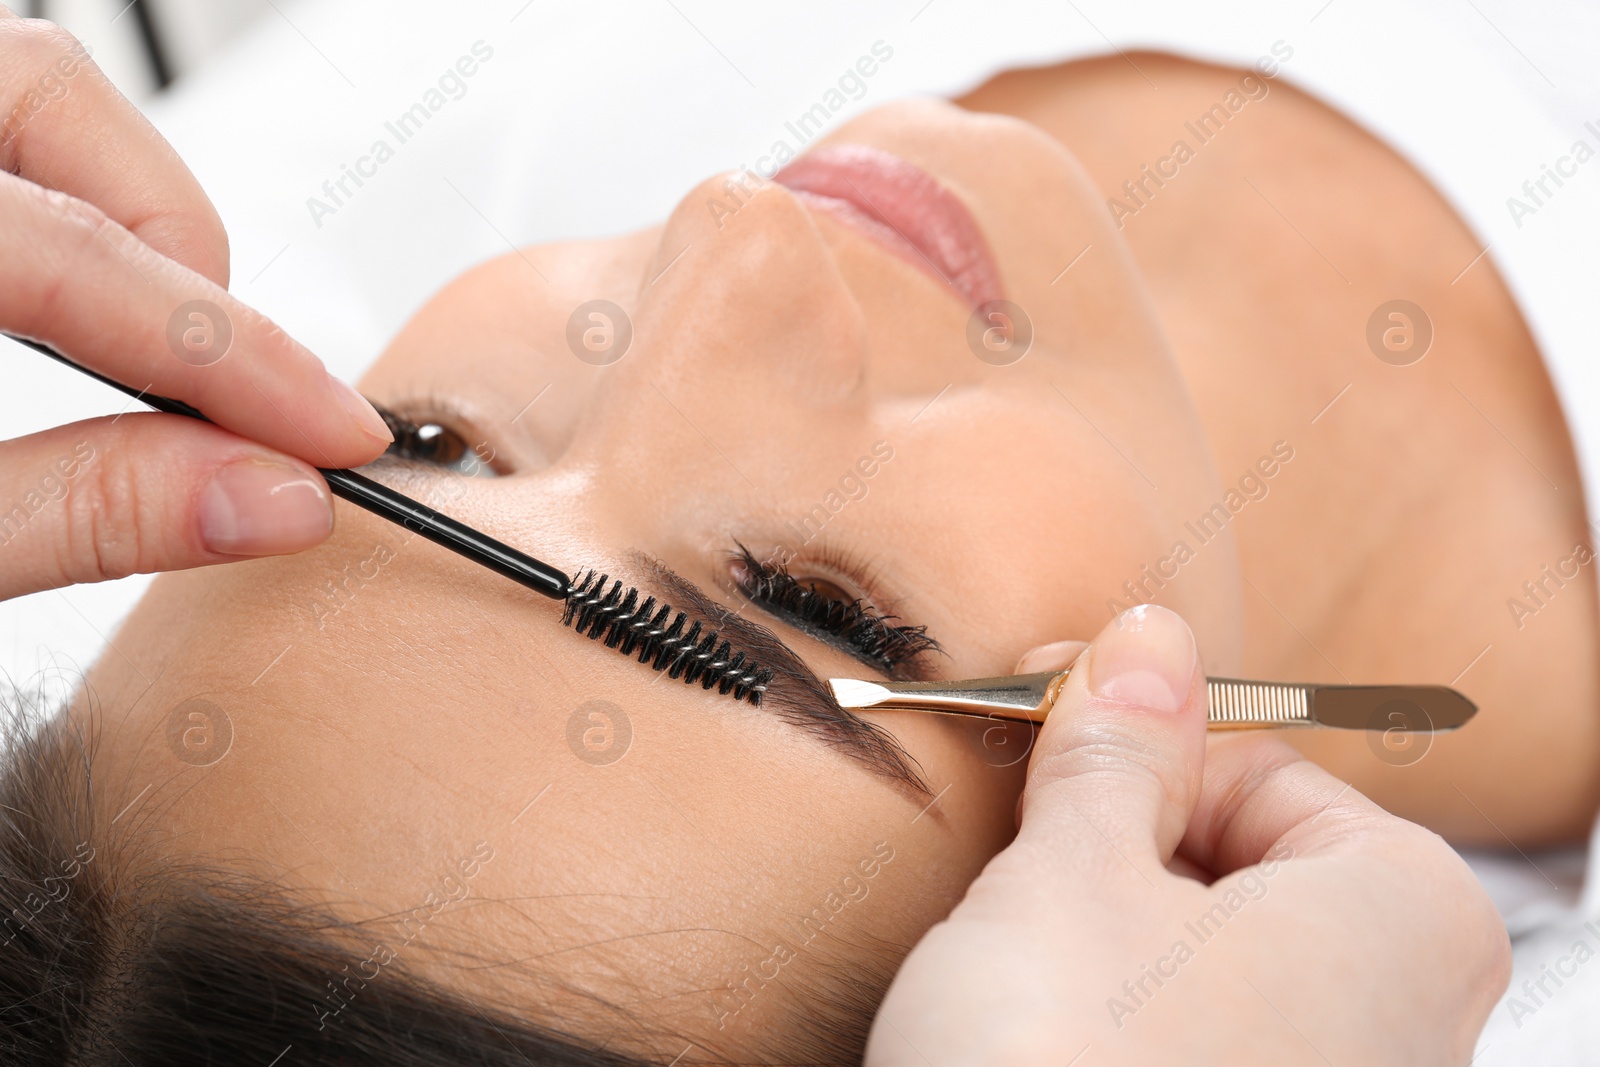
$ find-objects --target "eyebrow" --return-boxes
[636,554,930,796]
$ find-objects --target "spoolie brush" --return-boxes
[563,571,772,703]
[13,334,774,706]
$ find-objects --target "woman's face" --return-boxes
[86,100,1238,1053]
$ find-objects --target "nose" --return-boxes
[547,172,884,548]
[622,172,872,412]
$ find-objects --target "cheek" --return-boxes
[877,393,1178,669]
[820,223,973,393]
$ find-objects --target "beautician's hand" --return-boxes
[867,606,1509,1066]
[0,11,391,602]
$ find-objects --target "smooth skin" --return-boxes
[0,14,1520,1062]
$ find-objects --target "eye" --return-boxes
[373,404,499,478]
[791,575,855,604]
[728,544,941,677]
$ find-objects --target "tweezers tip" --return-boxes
[829,677,889,709]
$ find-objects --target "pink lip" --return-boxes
[773,144,1003,310]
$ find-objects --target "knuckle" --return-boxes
[0,19,89,97]
[1028,738,1176,836]
[1032,728,1175,795]
[55,432,160,583]
[1008,794,1146,885]
[4,18,81,64]
[1439,836,1513,982]
[201,215,230,287]
[27,188,115,331]
[132,195,231,288]
[1210,740,1313,817]
[1384,824,1511,985]
[1389,822,1462,872]
[41,184,114,244]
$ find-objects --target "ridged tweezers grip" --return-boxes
[1206,679,1313,727]
[829,671,1479,731]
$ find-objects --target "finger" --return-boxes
[0,415,334,599]
[0,173,391,468]
[0,15,228,284]
[1014,638,1088,673]
[1178,734,1397,874]
[1180,734,1512,1059]
[1012,605,1206,885]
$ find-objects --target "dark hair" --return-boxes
[0,693,892,1065]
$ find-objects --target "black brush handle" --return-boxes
[9,334,572,600]
[320,467,568,598]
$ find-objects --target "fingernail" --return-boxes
[1087,605,1196,713]
[329,375,393,445]
[1015,639,1089,674]
[200,459,333,556]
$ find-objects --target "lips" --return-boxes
[773,144,1003,310]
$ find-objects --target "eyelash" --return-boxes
[729,543,941,675]
[371,402,498,478]
[363,410,933,672]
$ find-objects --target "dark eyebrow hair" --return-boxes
[634,553,929,796]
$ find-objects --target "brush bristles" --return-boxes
[561,571,773,705]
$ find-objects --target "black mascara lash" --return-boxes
[729,545,940,675]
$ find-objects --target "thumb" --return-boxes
[1016,604,1206,884]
